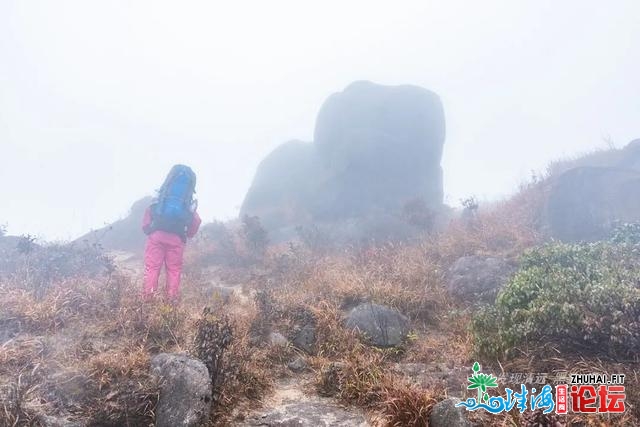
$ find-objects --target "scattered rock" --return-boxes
[345,303,409,347]
[269,332,289,347]
[447,255,517,302]
[292,323,316,354]
[287,356,308,373]
[429,397,473,427]
[150,353,212,427]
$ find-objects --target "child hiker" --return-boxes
[142,165,201,303]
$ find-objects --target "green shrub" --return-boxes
[610,222,640,246]
[473,239,640,359]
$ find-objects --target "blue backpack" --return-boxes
[151,165,197,239]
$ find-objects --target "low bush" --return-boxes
[473,233,640,359]
[2,239,115,298]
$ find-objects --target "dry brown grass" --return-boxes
[379,382,440,427]
[3,176,640,426]
[0,369,44,427]
[431,184,545,264]
[0,336,45,374]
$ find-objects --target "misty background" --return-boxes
[1,0,638,241]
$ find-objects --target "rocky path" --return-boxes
[237,376,371,427]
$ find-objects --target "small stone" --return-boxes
[269,332,289,347]
[429,397,473,427]
[292,324,316,354]
[287,357,308,373]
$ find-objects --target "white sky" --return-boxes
[1,0,639,240]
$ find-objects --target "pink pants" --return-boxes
[143,231,185,301]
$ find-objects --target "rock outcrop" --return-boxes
[544,139,640,242]
[241,81,446,232]
[76,197,151,253]
[546,166,640,242]
[240,140,320,231]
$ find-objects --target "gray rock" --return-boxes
[240,140,321,230]
[429,397,473,427]
[447,255,517,302]
[269,332,289,347]
[241,81,446,232]
[151,353,212,427]
[292,324,316,354]
[287,357,308,373]
[313,81,445,220]
[345,303,410,347]
[545,166,640,242]
[75,197,151,253]
[43,369,96,410]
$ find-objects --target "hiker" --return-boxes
[142,165,201,303]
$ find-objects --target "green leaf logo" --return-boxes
[467,362,499,402]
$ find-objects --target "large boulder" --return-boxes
[447,255,517,302]
[150,353,212,427]
[313,80,445,219]
[345,303,410,347]
[240,140,320,230]
[76,197,151,253]
[241,81,446,232]
[545,166,640,242]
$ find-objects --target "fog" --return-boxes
[1,0,638,240]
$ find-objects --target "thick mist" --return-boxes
[1,0,638,240]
